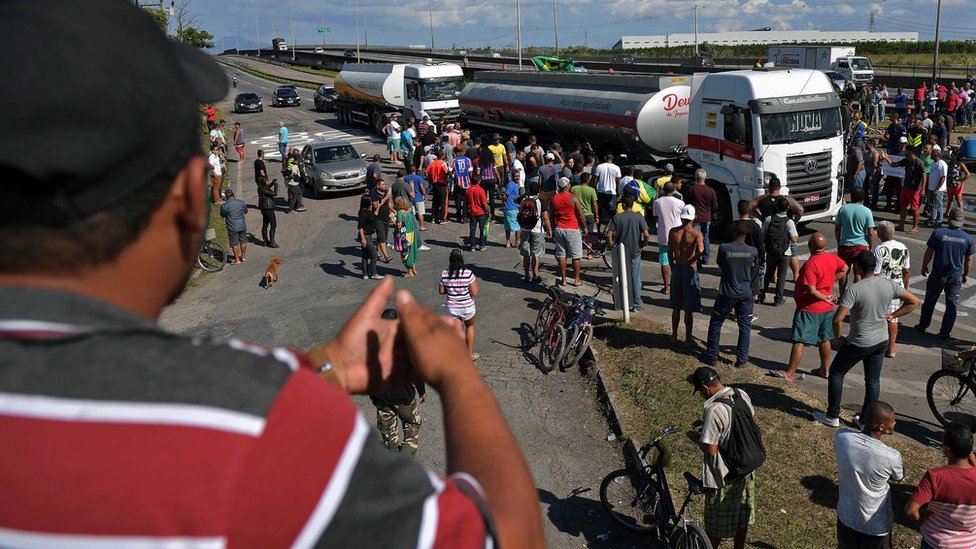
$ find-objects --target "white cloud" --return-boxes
[837,5,855,16]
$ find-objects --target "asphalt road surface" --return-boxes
[161,65,647,548]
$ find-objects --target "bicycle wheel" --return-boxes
[562,323,594,370]
[670,523,711,549]
[196,240,227,272]
[532,299,554,344]
[538,324,566,373]
[927,369,976,427]
[600,469,664,534]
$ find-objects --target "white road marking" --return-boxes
[251,129,382,158]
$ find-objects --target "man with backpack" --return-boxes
[760,197,798,306]
[689,366,763,549]
[518,180,551,283]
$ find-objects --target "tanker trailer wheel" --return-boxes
[371,112,385,136]
[708,180,733,243]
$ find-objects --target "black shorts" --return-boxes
[375,219,389,243]
[227,229,246,247]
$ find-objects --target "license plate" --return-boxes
[803,194,820,203]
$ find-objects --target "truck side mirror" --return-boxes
[720,105,734,116]
[733,113,747,140]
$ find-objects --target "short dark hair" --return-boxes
[943,422,974,458]
[737,200,751,217]
[396,169,405,178]
[527,180,540,195]
[862,401,894,433]
[580,172,591,185]
[0,137,198,272]
[853,250,877,274]
[257,149,265,158]
[663,181,676,194]
[851,187,865,203]
[775,196,789,213]
[624,165,635,176]
[768,177,782,192]
[735,222,750,238]
[381,308,399,320]
[621,191,635,209]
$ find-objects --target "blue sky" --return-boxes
[187,0,976,51]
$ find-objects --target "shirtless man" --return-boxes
[668,205,705,345]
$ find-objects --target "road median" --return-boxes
[588,315,938,548]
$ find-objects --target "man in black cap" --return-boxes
[0,1,544,547]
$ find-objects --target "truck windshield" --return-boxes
[420,77,464,101]
[760,108,841,145]
[851,57,872,71]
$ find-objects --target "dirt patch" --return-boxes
[592,316,939,548]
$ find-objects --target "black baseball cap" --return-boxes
[688,366,720,393]
[0,0,226,225]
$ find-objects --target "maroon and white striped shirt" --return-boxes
[0,287,494,548]
[912,465,976,548]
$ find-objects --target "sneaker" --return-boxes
[362,274,369,280]
[296,207,307,212]
[699,354,717,367]
[852,414,865,430]
[370,274,384,280]
[419,245,431,251]
[734,361,748,369]
[812,412,840,428]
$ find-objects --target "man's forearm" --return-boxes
[439,369,545,548]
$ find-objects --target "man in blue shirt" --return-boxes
[366,154,383,192]
[451,148,473,223]
[917,209,975,339]
[404,165,430,250]
[703,222,758,368]
[884,115,905,154]
[893,88,908,119]
[502,171,523,248]
[834,187,876,295]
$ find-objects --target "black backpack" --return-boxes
[517,197,540,230]
[715,389,766,482]
[765,215,790,256]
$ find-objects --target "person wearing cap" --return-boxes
[0,2,547,546]
[207,144,223,204]
[276,121,288,162]
[489,133,508,184]
[917,208,975,340]
[882,146,926,233]
[537,149,564,205]
[813,252,919,429]
[687,367,757,548]
[945,147,971,219]
[219,188,248,264]
[550,177,586,287]
[668,204,704,345]
[925,148,949,228]
[654,163,674,195]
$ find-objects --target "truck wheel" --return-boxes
[709,180,733,243]
[371,112,384,136]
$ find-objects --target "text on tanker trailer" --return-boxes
[459,67,845,236]
[334,62,464,135]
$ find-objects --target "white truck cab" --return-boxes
[402,62,465,122]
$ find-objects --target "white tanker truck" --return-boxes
[334,61,465,135]
[460,68,846,235]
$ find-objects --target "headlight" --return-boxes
[359,166,368,175]
[319,172,333,180]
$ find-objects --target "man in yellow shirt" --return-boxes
[654,163,675,195]
[489,133,509,182]
[617,171,655,214]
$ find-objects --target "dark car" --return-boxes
[233,92,263,113]
[272,86,300,107]
[299,140,368,197]
[343,48,356,57]
[314,85,338,112]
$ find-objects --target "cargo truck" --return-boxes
[460,67,846,236]
[766,46,874,84]
[271,37,287,51]
[334,61,464,135]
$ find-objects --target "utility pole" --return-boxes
[254,11,260,55]
[355,0,361,62]
[363,1,369,48]
[552,0,559,57]
[933,0,943,82]
[288,1,296,61]
[694,4,699,57]
[584,28,588,49]
[320,0,326,46]
[516,0,522,70]
[235,27,240,53]
[428,0,435,51]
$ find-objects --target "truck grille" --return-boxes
[786,151,834,213]
[426,107,461,119]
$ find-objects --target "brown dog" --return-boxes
[264,257,282,288]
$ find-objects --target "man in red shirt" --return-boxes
[204,103,216,130]
[550,177,587,286]
[681,168,719,268]
[775,232,848,380]
[425,149,449,224]
[466,173,489,250]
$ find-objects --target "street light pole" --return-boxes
[363,1,369,48]
[288,1,296,61]
[428,0,435,52]
[320,0,326,46]
[355,0,361,62]
[932,0,943,82]
[552,0,559,57]
[516,0,522,70]
[694,4,699,57]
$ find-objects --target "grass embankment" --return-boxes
[288,65,338,79]
[235,63,320,90]
[592,316,938,548]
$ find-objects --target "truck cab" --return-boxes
[402,63,464,122]
[833,55,873,85]
[687,68,844,232]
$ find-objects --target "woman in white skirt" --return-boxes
[439,248,480,360]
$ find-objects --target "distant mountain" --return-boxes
[213,34,257,53]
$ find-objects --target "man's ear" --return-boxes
[172,155,209,235]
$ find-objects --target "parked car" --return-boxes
[682,54,715,67]
[233,92,263,113]
[299,140,368,197]
[271,86,301,107]
[314,85,338,112]
[314,46,325,53]
[823,70,855,95]
[343,48,356,57]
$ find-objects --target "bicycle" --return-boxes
[560,287,605,370]
[600,426,711,548]
[534,285,582,373]
[196,227,228,273]
[583,226,614,270]
[926,348,976,427]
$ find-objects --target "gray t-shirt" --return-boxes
[835,429,904,536]
[219,198,247,233]
[700,386,755,489]
[608,211,649,259]
[838,277,903,347]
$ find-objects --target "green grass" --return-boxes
[235,64,320,90]
[289,65,338,79]
[192,105,228,285]
[591,316,939,548]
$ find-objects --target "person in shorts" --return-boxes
[439,249,480,360]
[883,145,926,233]
[834,187,876,295]
[503,170,523,248]
[873,221,910,357]
[519,181,550,283]
[668,205,704,345]
[777,233,848,381]
[550,177,586,286]
[653,181,685,294]
[219,188,248,264]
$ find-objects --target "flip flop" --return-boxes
[767,371,793,381]
[806,369,828,379]
[569,281,584,287]
[471,353,480,360]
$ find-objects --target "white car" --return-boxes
[314,46,324,54]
